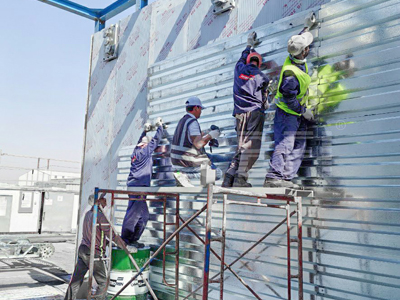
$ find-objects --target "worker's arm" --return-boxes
[280,75,306,114]
[146,126,164,153]
[191,134,213,150]
[137,131,146,144]
[98,213,126,249]
[236,46,252,68]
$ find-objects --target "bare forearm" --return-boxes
[192,134,212,150]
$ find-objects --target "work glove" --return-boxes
[208,129,221,139]
[154,117,163,128]
[302,108,314,121]
[304,12,317,29]
[144,122,152,132]
[247,31,261,48]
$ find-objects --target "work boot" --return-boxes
[126,245,138,253]
[132,241,145,249]
[233,175,252,187]
[264,178,300,189]
[263,178,282,187]
[173,171,194,187]
[221,173,234,187]
[282,180,301,189]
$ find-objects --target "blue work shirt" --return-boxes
[233,46,269,116]
[279,58,307,115]
[127,126,163,187]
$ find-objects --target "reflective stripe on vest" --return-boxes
[171,115,210,168]
[275,56,311,116]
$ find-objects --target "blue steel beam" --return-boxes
[99,0,137,23]
[37,0,101,20]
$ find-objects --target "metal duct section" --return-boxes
[116,0,400,299]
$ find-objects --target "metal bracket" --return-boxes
[212,0,235,15]
[103,24,119,61]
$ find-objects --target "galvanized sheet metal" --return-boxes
[84,0,400,299]
[125,1,400,299]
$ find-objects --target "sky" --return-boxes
[1,0,151,183]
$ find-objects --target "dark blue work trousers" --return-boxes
[266,107,307,180]
[121,192,149,244]
[226,109,265,179]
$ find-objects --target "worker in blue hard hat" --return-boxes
[264,14,317,188]
[171,96,222,187]
[121,121,164,249]
[222,31,270,188]
[65,193,126,300]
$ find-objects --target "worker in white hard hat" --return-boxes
[222,31,270,188]
[264,13,317,188]
[65,193,126,300]
[171,96,222,186]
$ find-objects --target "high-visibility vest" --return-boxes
[275,56,311,116]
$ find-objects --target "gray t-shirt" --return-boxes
[186,113,201,144]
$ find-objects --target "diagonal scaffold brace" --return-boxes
[109,202,209,300]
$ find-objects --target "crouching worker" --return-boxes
[64,194,126,300]
[121,123,164,249]
[171,96,222,187]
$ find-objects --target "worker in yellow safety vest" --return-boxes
[263,28,315,188]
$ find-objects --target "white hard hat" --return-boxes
[288,32,313,56]
[185,96,206,109]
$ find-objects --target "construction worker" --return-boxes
[171,96,222,186]
[64,194,126,300]
[263,26,315,188]
[121,123,164,248]
[222,31,270,188]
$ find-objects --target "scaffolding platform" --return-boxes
[86,185,313,300]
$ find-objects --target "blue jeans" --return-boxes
[266,108,307,180]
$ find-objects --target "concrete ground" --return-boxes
[0,237,77,300]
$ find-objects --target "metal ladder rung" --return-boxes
[290,238,299,243]
[211,236,224,243]
[290,274,299,279]
[165,222,176,226]
[210,279,222,284]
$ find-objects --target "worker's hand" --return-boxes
[267,79,279,95]
[247,31,260,47]
[144,122,152,132]
[208,129,221,139]
[302,108,314,121]
[154,117,163,128]
[262,100,270,111]
[304,12,317,29]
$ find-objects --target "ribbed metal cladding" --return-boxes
[117,0,400,299]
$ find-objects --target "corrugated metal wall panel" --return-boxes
[115,1,400,299]
[80,0,400,299]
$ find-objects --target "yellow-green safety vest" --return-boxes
[275,56,311,116]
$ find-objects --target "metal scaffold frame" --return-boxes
[88,186,312,300]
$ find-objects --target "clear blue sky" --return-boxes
[0,0,148,182]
